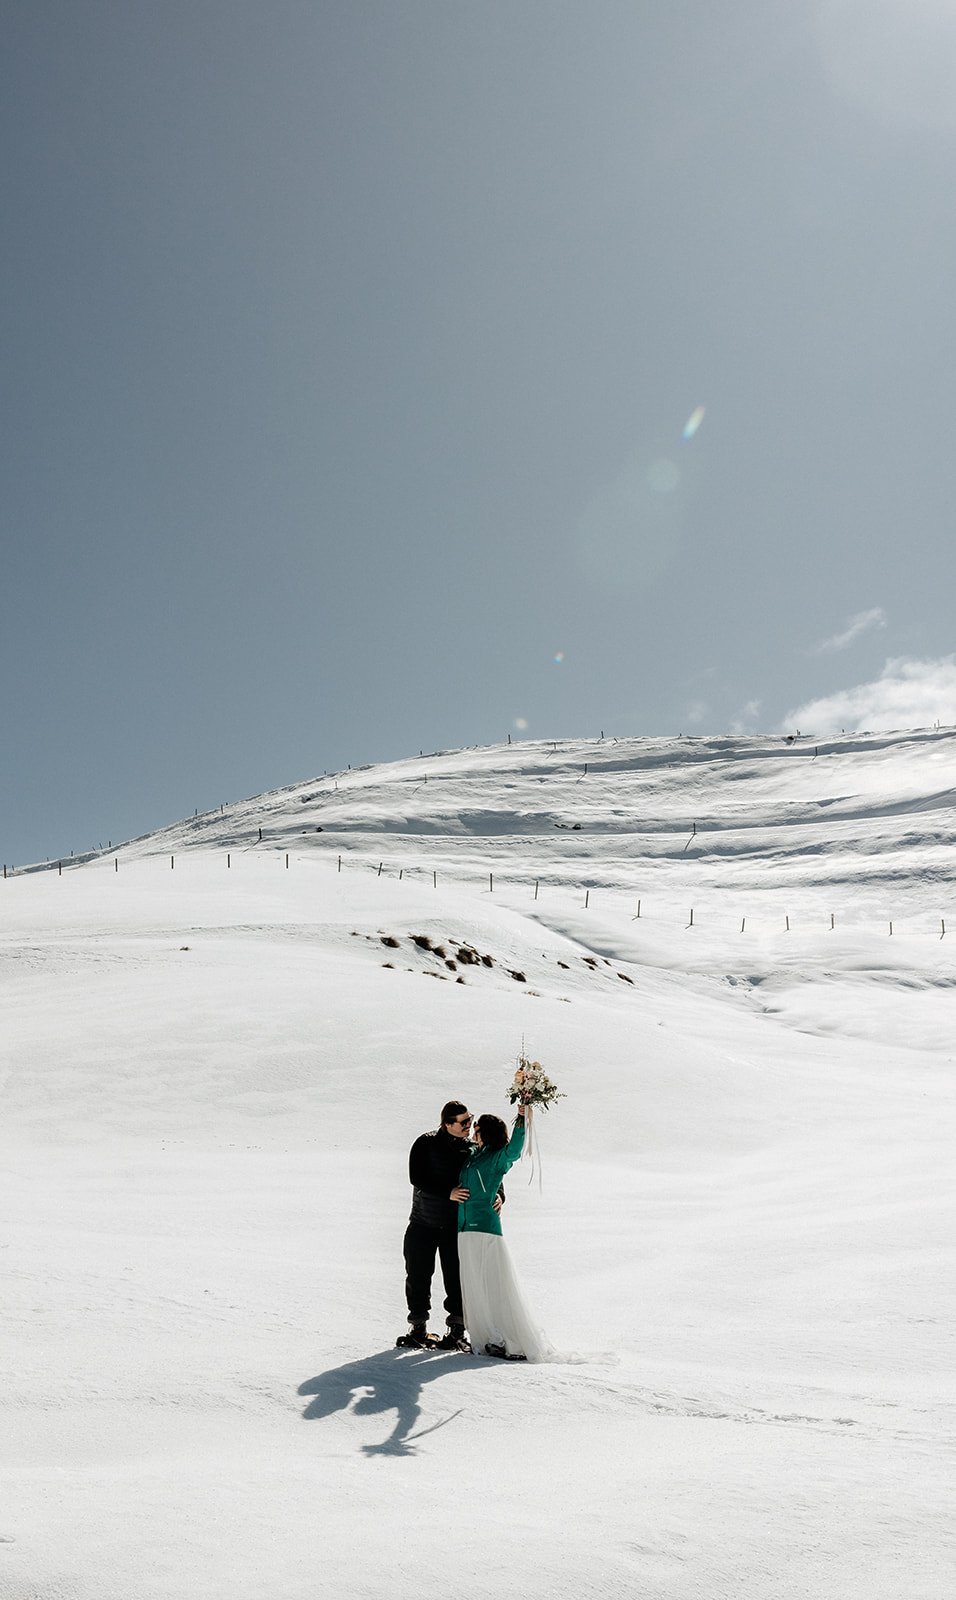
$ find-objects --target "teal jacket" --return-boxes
[458,1117,525,1236]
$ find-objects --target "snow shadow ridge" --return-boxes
[298,1347,486,1456]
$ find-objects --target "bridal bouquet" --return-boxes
[508,1053,564,1111]
[508,1049,563,1187]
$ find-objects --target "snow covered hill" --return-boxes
[2,731,954,1599]
[113,726,956,903]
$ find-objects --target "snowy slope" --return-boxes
[2,732,954,1599]
[111,727,956,905]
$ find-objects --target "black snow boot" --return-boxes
[484,1342,526,1361]
[396,1323,432,1348]
[435,1327,471,1352]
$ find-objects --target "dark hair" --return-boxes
[475,1113,508,1151]
[440,1100,468,1130]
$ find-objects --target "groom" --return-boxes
[400,1100,473,1349]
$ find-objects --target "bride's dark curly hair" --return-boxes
[475,1113,508,1151]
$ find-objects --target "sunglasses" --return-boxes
[453,1115,473,1127]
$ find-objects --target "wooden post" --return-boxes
[227,854,231,869]
[688,908,694,927]
[115,857,118,873]
[786,915,790,931]
[258,827,262,842]
[58,861,62,876]
[377,862,383,877]
[285,854,289,869]
[585,890,590,908]
[433,871,437,888]
[534,880,539,900]
[489,872,494,893]
[830,913,834,929]
[171,856,175,870]
[889,921,893,935]
[941,920,946,938]
[399,869,403,881]
[338,856,342,873]
[741,918,746,932]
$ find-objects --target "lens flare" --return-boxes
[514,717,529,731]
[553,652,565,664]
[682,405,706,440]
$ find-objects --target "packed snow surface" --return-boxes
[3,731,954,1598]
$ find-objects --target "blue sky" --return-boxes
[3,1,955,866]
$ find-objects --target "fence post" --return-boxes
[534,880,539,900]
[338,856,342,873]
[741,918,746,932]
[227,854,231,869]
[585,890,589,908]
[285,854,289,869]
[942,920,946,939]
[889,921,893,935]
[58,861,62,876]
[115,857,118,873]
[830,913,834,929]
[433,871,437,888]
[688,908,694,927]
[399,869,403,881]
[786,915,789,931]
[489,873,494,893]
[377,862,383,877]
[171,856,175,870]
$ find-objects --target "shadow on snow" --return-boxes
[298,1346,497,1456]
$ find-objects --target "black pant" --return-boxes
[403,1221,463,1328]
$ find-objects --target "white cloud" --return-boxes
[730,699,762,734]
[814,607,887,654]
[786,655,956,734]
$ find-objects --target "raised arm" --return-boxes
[500,1109,526,1172]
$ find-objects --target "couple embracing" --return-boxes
[401,1089,552,1362]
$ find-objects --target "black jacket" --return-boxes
[408,1128,505,1229]
[408,1128,469,1229]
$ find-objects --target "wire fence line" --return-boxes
[4,845,950,942]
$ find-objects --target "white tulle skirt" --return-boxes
[458,1230,556,1363]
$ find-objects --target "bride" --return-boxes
[452,1100,555,1362]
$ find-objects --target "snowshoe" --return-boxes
[434,1330,472,1353]
[395,1324,437,1349]
[484,1342,527,1361]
